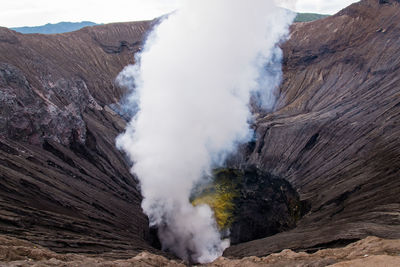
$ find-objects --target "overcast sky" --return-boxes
[1,0,359,28]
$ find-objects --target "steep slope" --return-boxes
[0,0,399,261]
[226,0,400,257]
[0,21,155,257]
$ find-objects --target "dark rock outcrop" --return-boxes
[225,0,400,257]
[192,168,308,245]
[226,168,309,245]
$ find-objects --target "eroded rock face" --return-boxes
[225,0,400,258]
[0,0,399,260]
[0,22,157,256]
[0,63,90,145]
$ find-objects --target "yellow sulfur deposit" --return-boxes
[192,169,240,230]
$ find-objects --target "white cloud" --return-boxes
[0,0,359,28]
[295,0,360,14]
[0,0,180,27]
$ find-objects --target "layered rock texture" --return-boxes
[0,21,156,256]
[226,0,400,257]
[0,0,399,262]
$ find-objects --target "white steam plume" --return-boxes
[117,0,295,263]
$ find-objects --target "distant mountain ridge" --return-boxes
[10,13,328,35]
[11,21,98,34]
[294,13,329,22]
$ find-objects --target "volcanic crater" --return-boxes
[0,0,399,265]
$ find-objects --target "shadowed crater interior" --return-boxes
[191,167,310,245]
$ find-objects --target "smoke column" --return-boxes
[117,0,295,263]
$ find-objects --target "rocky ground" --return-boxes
[1,235,399,266]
